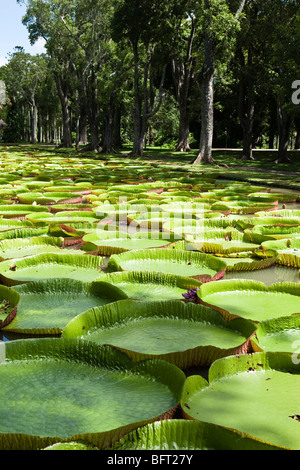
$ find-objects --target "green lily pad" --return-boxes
[42,441,99,450]
[109,418,284,450]
[211,200,277,214]
[0,227,49,240]
[0,219,35,232]
[261,238,300,267]
[17,192,83,204]
[0,253,104,286]
[255,209,300,218]
[186,230,260,254]
[63,299,256,368]
[26,211,101,226]
[181,352,300,449]
[0,204,50,219]
[83,232,175,256]
[0,237,66,261]
[0,285,20,329]
[251,314,300,354]
[0,339,185,450]
[245,225,300,244]
[51,204,94,213]
[3,279,127,335]
[197,279,300,322]
[108,248,226,279]
[94,271,202,301]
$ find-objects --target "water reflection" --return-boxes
[225,265,299,286]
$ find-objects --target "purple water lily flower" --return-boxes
[182,287,200,303]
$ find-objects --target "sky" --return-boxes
[0,0,46,66]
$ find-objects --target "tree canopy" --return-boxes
[0,0,299,164]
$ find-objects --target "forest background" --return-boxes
[0,0,300,167]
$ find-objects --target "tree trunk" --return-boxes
[129,41,166,157]
[192,30,215,165]
[275,99,293,163]
[131,114,148,156]
[294,117,300,150]
[30,100,37,144]
[268,97,277,149]
[175,99,192,152]
[237,45,255,160]
[54,73,73,148]
[79,106,88,145]
[172,21,196,153]
[113,105,122,149]
[102,112,115,153]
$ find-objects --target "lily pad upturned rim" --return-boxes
[108,248,227,279]
[0,236,65,261]
[196,279,300,322]
[0,284,20,329]
[108,418,284,451]
[62,298,256,368]
[180,351,300,450]
[250,314,300,353]
[261,238,300,267]
[0,338,185,450]
[3,278,128,335]
[0,253,104,286]
[93,270,203,301]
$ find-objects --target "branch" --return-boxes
[235,0,246,17]
[60,15,91,63]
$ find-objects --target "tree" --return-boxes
[192,0,246,165]
[111,0,187,157]
[21,0,117,151]
[2,47,48,143]
[269,0,300,163]
[170,5,199,152]
[21,0,77,147]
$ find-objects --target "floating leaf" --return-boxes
[108,249,226,278]
[181,352,300,449]
[0,253,104,286]
[63,299,256,368]
[3,279,127,335]
[93,271,203,301]
[197,279,300,322]
[0,339,185,450]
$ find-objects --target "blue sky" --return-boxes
[0,0,46,66]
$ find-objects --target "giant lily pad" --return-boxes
[0,219,35,232]
[0,227,49,240]
[181,352,300,449]
[109,418,284,450]
[17,192,83,205]
[2,279,127,335]
[196,279,300,322]
[0,237,66,261]
[63,299,256,368]
[108,248,226,280]
[93,271,203,301]
[261,238,300,268]
[26,211,101,226]
[0,339,185,450]
[245,225,300,244]
[0,285,20,329]
[186,230,260,255]
[0,204,50,219]
[0,253,104,286]
[83,232,175,256]
[251,314,300,354]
